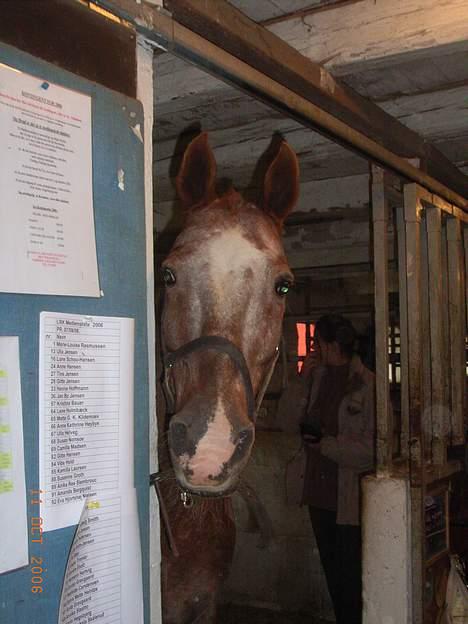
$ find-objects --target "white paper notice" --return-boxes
[0,63,99,296]
[39,312,134,532]
[0,336,29,574]
[59,491,144,624]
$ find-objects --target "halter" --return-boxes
[162,335,279,422]
[151,333,279,555]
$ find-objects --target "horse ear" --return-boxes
[263,141,299,224]
[176,132,217,209]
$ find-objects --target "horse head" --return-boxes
[161,132,299,496]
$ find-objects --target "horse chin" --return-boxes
[187,482,238,498]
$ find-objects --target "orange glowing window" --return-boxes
[296,322,315,372]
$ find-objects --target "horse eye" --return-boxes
[162,267,176,287]
[275,279,292,297]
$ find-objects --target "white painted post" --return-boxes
[136,37,161,624]
[362,475,413,624]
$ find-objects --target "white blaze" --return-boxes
[207,228,267,327]
[184,227,274,483]
[188,397,235,483]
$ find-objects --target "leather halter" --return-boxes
[162,334,279,422]
[152,327,279,557]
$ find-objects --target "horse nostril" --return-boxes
[170,421,189,456]
[237,427,253,447]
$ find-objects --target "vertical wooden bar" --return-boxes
[426,204,447,465]
[403,184,424,475]
[403,183,424,624]
[372,165,393,474]
[446,217,466,444]
[396,205,409,459]
[420,211,433,461]
[441,218,451,431]
[464,226,468,353]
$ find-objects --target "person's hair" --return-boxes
[315,314,356,358]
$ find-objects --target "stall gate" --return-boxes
[364,166,467,623]
[0,43,149,623]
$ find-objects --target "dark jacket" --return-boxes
[278,355,375,525]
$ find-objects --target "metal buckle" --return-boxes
[180,490,194,508]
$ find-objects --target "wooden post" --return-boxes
[446,217,466,444]
[441,217,451,435]
[402,184,425,476]
[465,226,468,329]
[425,204,447,465]
[420,207,432,461]
[403,183,425,624]
[372,165,393,473]
[396,205,409,460]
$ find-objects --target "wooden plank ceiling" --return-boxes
[153,0,468,232]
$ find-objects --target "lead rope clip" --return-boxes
[180,490,194,508]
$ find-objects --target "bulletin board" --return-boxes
[0,42,149,623]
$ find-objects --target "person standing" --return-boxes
[279,314,375,624]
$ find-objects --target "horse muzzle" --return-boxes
[168,414,254,496]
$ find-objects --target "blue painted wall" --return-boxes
[0,43,149,624]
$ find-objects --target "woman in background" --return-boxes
[280,314,375,624]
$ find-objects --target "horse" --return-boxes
[156,132,300,623]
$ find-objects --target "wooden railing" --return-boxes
[372,167,467,478]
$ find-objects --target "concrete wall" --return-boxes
[362,475,412,624]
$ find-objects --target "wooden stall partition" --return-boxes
[423,193,467,458]
[398,184,467,623]
[446,216,467,445]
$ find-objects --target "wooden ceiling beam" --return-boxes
[162,0,468,203]
[259,0,363,27]
[94,0,468,210]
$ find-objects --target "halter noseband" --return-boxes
[152,335,279,556]
[162,335,279,422]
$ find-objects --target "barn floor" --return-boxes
[217,604,333,623]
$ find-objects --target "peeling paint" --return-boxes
[320,67,336,94]
[117,169,125,192]
[132,123,144,143]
